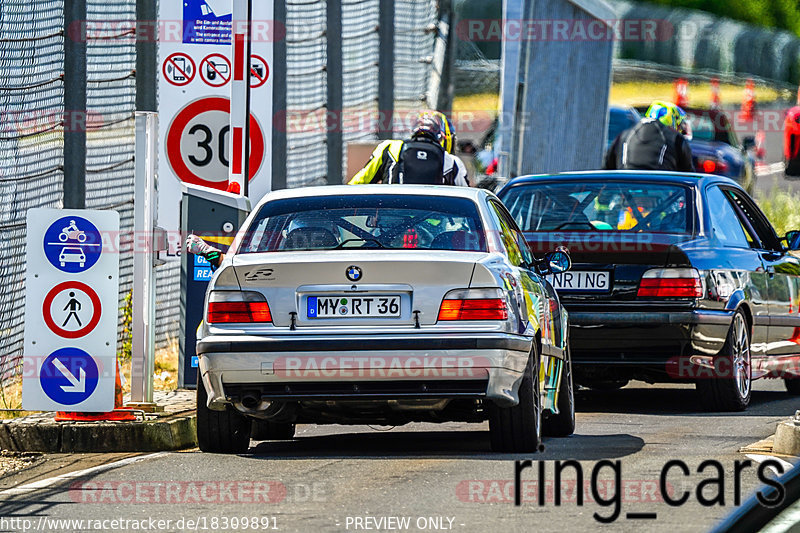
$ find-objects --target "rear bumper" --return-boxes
[568,308,733,366]
[196,333,533,409]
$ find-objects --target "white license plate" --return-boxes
[307,295,401,318]
[548,271,610,292]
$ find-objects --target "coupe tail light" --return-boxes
[698,158,729,174]
[637,268,703,298]
[207,291,272,323]
[438,288,508,321]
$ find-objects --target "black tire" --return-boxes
[542,348,575,437]
[196,373,251,453]
[785,377,800,395]
[488,342,541,453]
[251,419,296,440]
[696,310,752,412]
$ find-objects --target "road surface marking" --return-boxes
[0,452,167,497]
[756,162,786,177]
[745,453,795,476]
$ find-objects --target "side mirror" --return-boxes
[542,248,571,275]
[786,230,800,250]
[742,136,756,150]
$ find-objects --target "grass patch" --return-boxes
[0,376,34,419]
[611,81,783,108]
[756,185,800,237]
[119,336,179,394]
[454,81,785,118]
[452,93,499,114]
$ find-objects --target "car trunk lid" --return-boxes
[525,232,695,301]
[231,250,486,327]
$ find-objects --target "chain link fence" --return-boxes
[0,0,137,383]
[0,0,66,382]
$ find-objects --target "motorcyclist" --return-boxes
[349,111,470,186]
[605,100,695,172]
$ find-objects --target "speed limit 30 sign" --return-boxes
[166,97,265,189]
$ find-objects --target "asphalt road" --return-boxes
[0,379,796,533]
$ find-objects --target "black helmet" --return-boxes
[411,112,447,150]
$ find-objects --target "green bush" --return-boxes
[756,186,800,236]
[118,290,133,362]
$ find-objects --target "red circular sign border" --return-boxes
[42,281,102,339]
[162,53,196,87]
[249,54,270,89]
[166,97,265,189]
[200,53,232,88]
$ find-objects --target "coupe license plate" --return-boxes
[548,271,610,292]
[307,295,401,318]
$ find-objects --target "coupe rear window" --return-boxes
[501,181,692,234]
[239,194,486,253]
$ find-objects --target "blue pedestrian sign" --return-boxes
[40,348,100,406]
[43,216,103,273]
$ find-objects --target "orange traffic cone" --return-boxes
[741,79,756,123]
[56,361,137,421]
[673,78,689,108]
[710,78,721,109]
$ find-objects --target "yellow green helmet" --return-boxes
[645,100,686,130]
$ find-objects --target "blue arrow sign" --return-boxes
[43,216,103,273]
[40,348,100,405]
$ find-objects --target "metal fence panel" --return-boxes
[84,0,136,353]
[513,0,614,176]
[0,0,65,380]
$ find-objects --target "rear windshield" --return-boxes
[239,194,486,253]
[501,181,692,234]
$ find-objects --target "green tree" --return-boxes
[640,0,800,37]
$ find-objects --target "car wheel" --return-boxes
[488,342,541,453]
[696,310,751,411]
[542,347,575,437]
[251,419,296,441]
[784,377,800,395]
[196,371,251,453]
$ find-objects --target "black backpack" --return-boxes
[393,139,445,184]
[620,119,678,171]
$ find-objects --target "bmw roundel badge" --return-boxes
[346,265,362,282]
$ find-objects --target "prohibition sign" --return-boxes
[163,52,196,87]
[249,55,269,88]
[200,53,231,88]
[42,281,102,339]
[166,97,265,188]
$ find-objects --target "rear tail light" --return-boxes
[637,268,703,298]
[438,288,508,321]
[698,158,729,174]
[207,291,272,323]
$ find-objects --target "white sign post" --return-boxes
[157,0,274,256]
[22,209,120,412]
